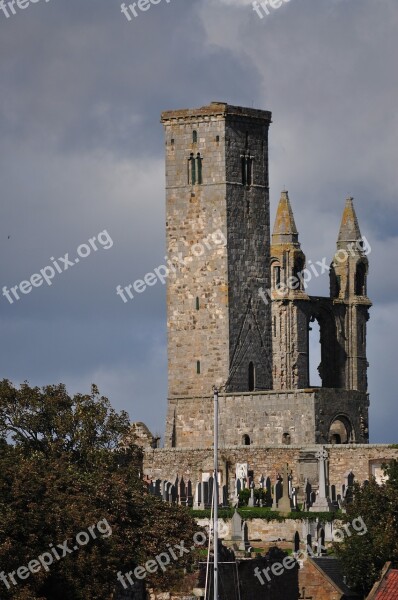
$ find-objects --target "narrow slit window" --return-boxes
[241,152,254,186]
[196,297,200,310]
[196,153,202,185]
[241,156,247,185]
[188,153,196,185]
[274,266,281,288]
[247,156,252,186]
[196,360,201,374]
[193,130,197,143]
[248,362,255,392]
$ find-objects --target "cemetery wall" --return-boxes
[143,444,398,501]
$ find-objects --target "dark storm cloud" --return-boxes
[0,0,397,440]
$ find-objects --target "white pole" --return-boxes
[213,387,219,600]
[204,490,214,600]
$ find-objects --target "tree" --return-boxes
[0,380,201,600]
[334,460,398,596]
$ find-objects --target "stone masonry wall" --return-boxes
[162,107,229,399]
[165,390,316,448]
[162,103,273,403]
[143,444,398,504]
[225,114,272,392]
[164,388,368,449]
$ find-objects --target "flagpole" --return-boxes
[213,387,219,600]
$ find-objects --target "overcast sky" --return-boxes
[0,0,397,443]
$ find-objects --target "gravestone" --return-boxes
[248,481,255,507]
[310,447,333,512]
[277,463,292,514]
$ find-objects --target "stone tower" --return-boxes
[330,197,372,392]
[161,103,273,400]
[271,191,309,390]
[160,103,370,448]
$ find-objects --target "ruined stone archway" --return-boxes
[329,415,354,444]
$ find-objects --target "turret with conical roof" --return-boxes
[330,197,371,393]
[271,191,310,391]
[272,190,299,246]
[271,190,307,299]
[330,197,371,302]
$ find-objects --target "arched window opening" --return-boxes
[293,256,305,290]
[308,317,322,387]
[355,262,367,296]
[282,432,291,445]
[248,362,255,392]
[242,434,251,446]
[273,265,281,288]
[329,416,353,444]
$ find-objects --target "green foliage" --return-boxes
[335,460,398,596]
[238,487,272,507]
[0,380,200,600]
[191,507,337,522]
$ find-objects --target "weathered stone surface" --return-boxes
[161,102,272,404]
[143,444,398,505]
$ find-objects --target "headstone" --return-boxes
[180,477,186,505]
[203,481,209,507]
[248,482,255,507]
[162,480,167,502]
[187,480,193,506]
[294,531,300,553]
[310,447,333,512]
[292,487,298,509]
[155,479,162,497]
[305,478,312,508]
[272,474,283,509]
[231,510,243,541]
[193,482,201,509]
[317,527,325,556]
[222,484,228,506]
[277,463,292,514]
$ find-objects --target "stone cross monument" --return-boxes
[310,447,333,512]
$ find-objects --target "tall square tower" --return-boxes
[161,103,273,400]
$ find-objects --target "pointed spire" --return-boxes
[272,190,299,245]
[337,197,362,245]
